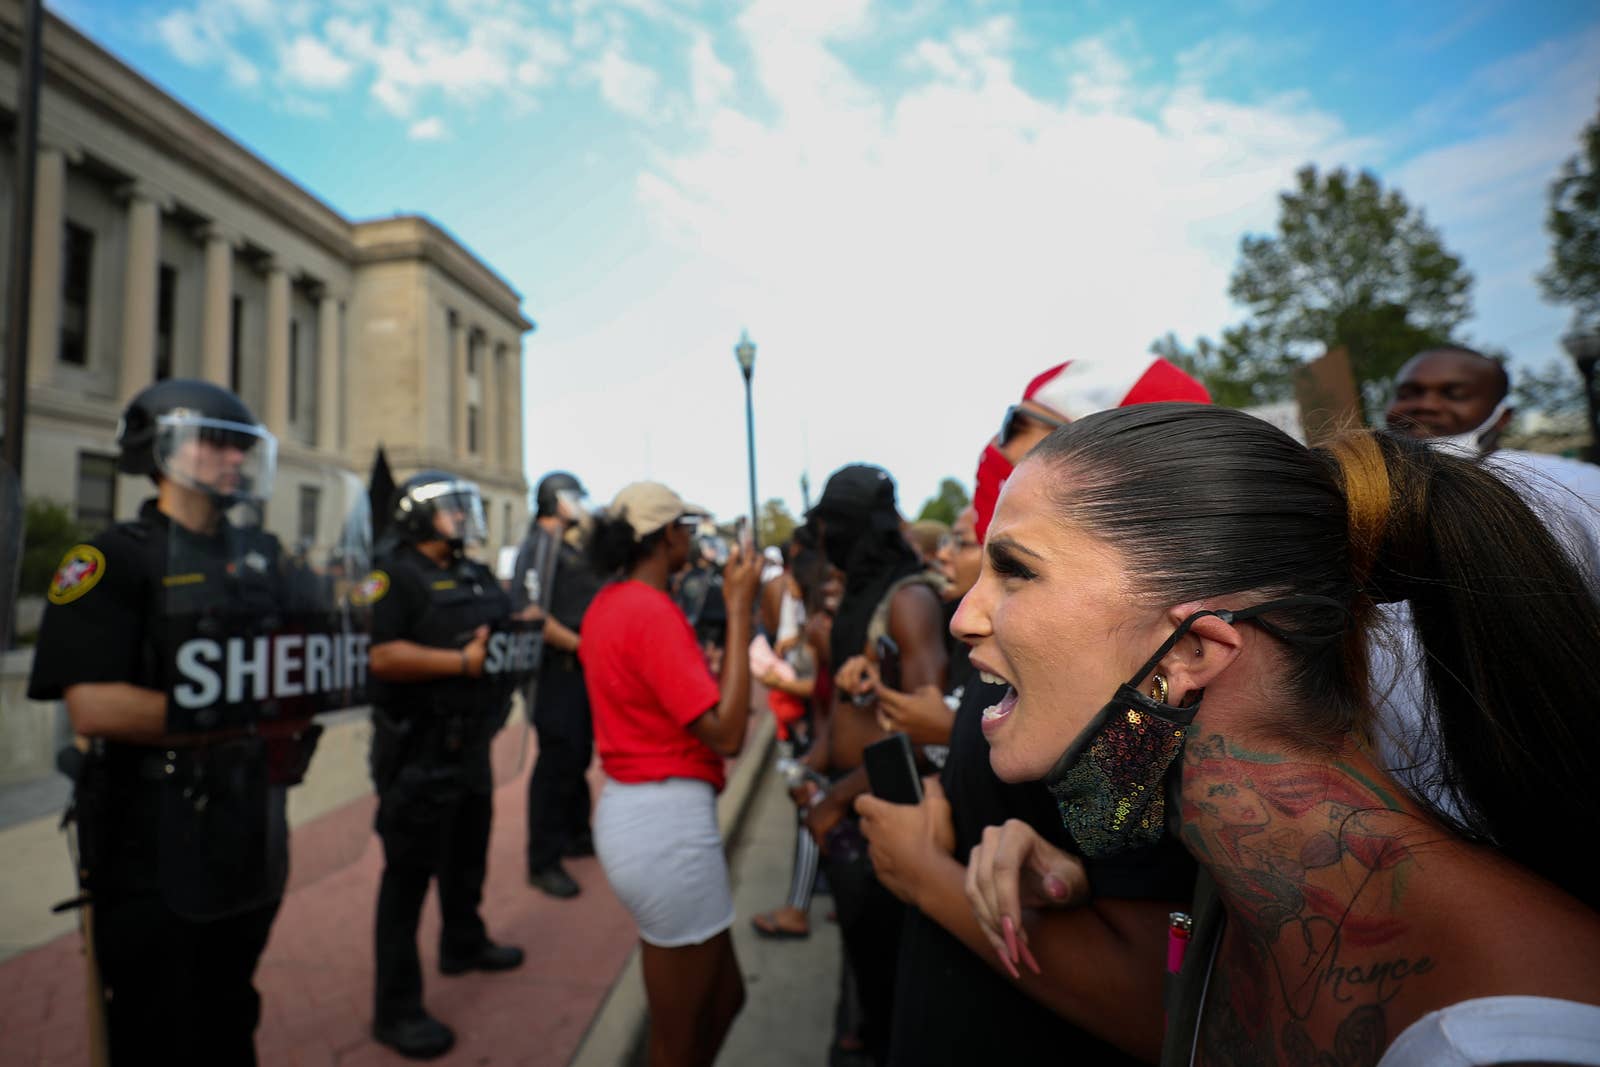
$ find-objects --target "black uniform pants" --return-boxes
[820,814,904,1066]
[95,887,280,1066]
[374,774,493,1024]
[525,662,593,872]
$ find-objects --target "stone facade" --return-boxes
[0,3,534,561]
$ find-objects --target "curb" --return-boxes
[567,709,778,1067]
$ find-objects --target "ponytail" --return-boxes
[587,511,667,578]
[1326,432,1600,909]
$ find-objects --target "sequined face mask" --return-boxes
[1043,597,1340,857]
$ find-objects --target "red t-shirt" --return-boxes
[581,580,726,791]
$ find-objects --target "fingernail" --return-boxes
[1019,940,1042,976]
[1002,916,1019,965]
[1044,875,1068,899]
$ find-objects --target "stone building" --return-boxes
[0,2,534,559]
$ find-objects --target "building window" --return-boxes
[289,319,300,423]
[466,332,478,375]
[76,453,117,530]
[467,404,479,454]
[229,295,243,391]
[298,484,321,549]
[503,501,512,546]
[155,265,177,380]
[60,222,94,365]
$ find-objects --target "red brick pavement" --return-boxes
[0,728,647,1066]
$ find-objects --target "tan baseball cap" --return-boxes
[609,481,710,538]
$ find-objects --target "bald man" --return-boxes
[1384,346,1600,566]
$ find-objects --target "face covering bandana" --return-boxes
[972,443,1014,544]
[1043,595,1346,857]
[1419,399,1510,459]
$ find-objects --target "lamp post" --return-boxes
[735,331,760,549]
[1562,329,1600,464]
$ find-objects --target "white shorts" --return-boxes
[594,777,735,948]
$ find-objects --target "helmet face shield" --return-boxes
[409,480,487,547]
[554,487,588,523]
[153,413,277,503]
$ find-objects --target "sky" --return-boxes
[57,0,1600,523]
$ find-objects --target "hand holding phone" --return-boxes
[863,732,923,805]
[875,634,902,692]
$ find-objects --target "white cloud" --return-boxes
[407,116,447,140]
[689,33,735,110]
[587,17,1364,514]
[281,35,355,90]
[150,1,570,120]
[590,45,661,121]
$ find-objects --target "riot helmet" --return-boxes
[390,470,487,553]
[535,471,587,522]
[116,378,277,504]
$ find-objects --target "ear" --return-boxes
[1155,606,1244,706]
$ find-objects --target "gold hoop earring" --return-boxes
[1150,675,1169,703]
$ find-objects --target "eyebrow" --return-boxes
[987,535,1044,562]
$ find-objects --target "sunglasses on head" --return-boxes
[998,404,1067,445]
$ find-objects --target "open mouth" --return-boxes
[975,668,1018,734]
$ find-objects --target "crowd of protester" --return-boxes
[29,341,1600,1066]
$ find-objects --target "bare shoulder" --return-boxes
[1402,837,1600,1001]
[886,579,944,633]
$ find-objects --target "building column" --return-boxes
[452,318,469,459]
[483,342,499,470]
[505,338,524,477]
[263,260,291,438]
[198,224,238,386]
[26,142,76,386]
[317,293,341,452]
[117,182,172,405]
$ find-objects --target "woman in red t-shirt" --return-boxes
[580,481,763,1066]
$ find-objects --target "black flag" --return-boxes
[369,445,396,544]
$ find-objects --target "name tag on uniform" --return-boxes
[162,572,207,587]
[432,579,457,591]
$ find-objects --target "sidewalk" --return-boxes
[0,702,785,1066]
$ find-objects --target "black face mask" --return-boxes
[1043,596,1344,858]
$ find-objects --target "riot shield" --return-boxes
[160,466,374,917]
[491,524,561,784]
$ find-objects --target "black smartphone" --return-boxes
[875,634,902,691]
[864,732,923,805]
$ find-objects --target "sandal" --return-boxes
[750,909,811,940]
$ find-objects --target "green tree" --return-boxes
[1539,92,1600,330]
[917,478,970,525]
[21,499,85,599]
[1160,165,1474,409]
[1150,326,1283,408]
[757,497,797,547]
[1512,359,1588,433]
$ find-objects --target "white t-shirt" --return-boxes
[1379,996,1600,1066]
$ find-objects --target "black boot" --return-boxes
[373,1013,456,1060]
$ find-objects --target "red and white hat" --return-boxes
[1022,357,1210,420]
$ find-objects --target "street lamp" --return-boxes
[1562,329,1600,464]
[735,331,760,549]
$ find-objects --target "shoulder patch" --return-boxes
[351,570,390,606]
[48,544,108,605]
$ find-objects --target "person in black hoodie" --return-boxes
[799,464,948,1065]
